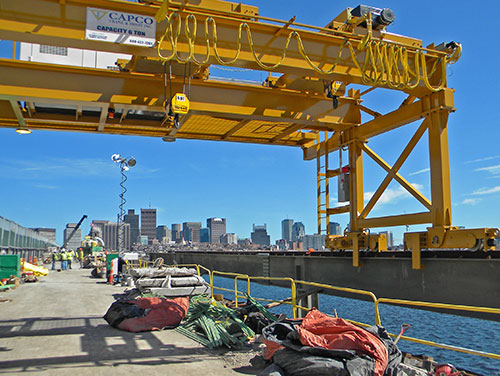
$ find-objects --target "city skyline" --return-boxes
[8,206,400,249]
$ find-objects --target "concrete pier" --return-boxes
[0,268,257,375]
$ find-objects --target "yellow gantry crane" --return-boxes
[0,0,497,268]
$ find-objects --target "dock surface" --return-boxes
[0,268,256,375]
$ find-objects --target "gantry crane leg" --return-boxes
[323,90,498,268]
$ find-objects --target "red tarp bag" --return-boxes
[297,309,388,376]
[118,297,189,333]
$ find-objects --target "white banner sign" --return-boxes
[86,7,156,47]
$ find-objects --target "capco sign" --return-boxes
[85,7,156,47]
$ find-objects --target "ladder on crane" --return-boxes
[316,131,350,238]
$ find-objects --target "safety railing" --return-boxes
[294,279,381,325]
[235,275,297,316]
[212,270,249,303]
[377,298,500,360]
[168,263,212,278]
[146,262,500,362]
[137,259,154,268]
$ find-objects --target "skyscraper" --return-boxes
[140,208,157,245]
[31,228,57,244]
[221,233,238,245]
[171,224,183,243]
[183,222,202,243]
[102,221,131,250]
[281,219,293,242]
[328,222,342,235]
[251,224,270,246]
[63,223,81,250]
[156,225,171,243]
[200,228,210,243]
[302,234,326,251]
[124,209,140,244]
[207,217,226,243]
[292,222,306,242]
[90,220,108,235]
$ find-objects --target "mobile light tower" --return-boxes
[111,154,136,252]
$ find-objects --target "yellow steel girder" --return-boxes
[303,89,455,160]
[0,58,361,144]
[0,0,454,96]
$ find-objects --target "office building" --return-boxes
[90,220,108,238]
[380,231,394,248]
[102,221,131,251]
[31,228,57,245]
[63,223,82,250]
[124,209,140,244]
[183,222,202,243]
[251,224,270,246]
[221,233,238,245]
[200,228,210,243]
[302,234,326,251]
[141,208,157,245]
[237,238,252,246]
[138,235,148,246]
[328,222,342,236]
[281,219,293,242]
[292,222,306,242]
[156,225,171,243]
[171,224,183,243]
[207,217,226,244]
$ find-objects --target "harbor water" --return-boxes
[210,276,500,375]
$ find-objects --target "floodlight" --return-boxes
[111,153,136,252]
[16,127,32,134]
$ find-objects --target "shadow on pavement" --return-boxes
[0,316,214,372]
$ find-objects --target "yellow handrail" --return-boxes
[159,263,500,361]
[295,279,381,325]
[393,334,500,360]
[377,297,500,315]
[212,270,249,303]
[242,276,297,318]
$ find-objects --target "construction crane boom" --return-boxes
[62,215,88,249]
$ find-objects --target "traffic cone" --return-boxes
[109,274,114,284]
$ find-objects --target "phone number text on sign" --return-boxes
[85,7,156,47]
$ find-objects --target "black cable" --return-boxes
[169,62,173,99]
[163,62,167,104]
[188,62,191,98]
[182,62,187,94]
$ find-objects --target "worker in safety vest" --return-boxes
[60,249,68,270]
[51,252,57,270]
[67,250,73,269]
[79,249,84,269]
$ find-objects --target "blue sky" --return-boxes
[1,0,499,245]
